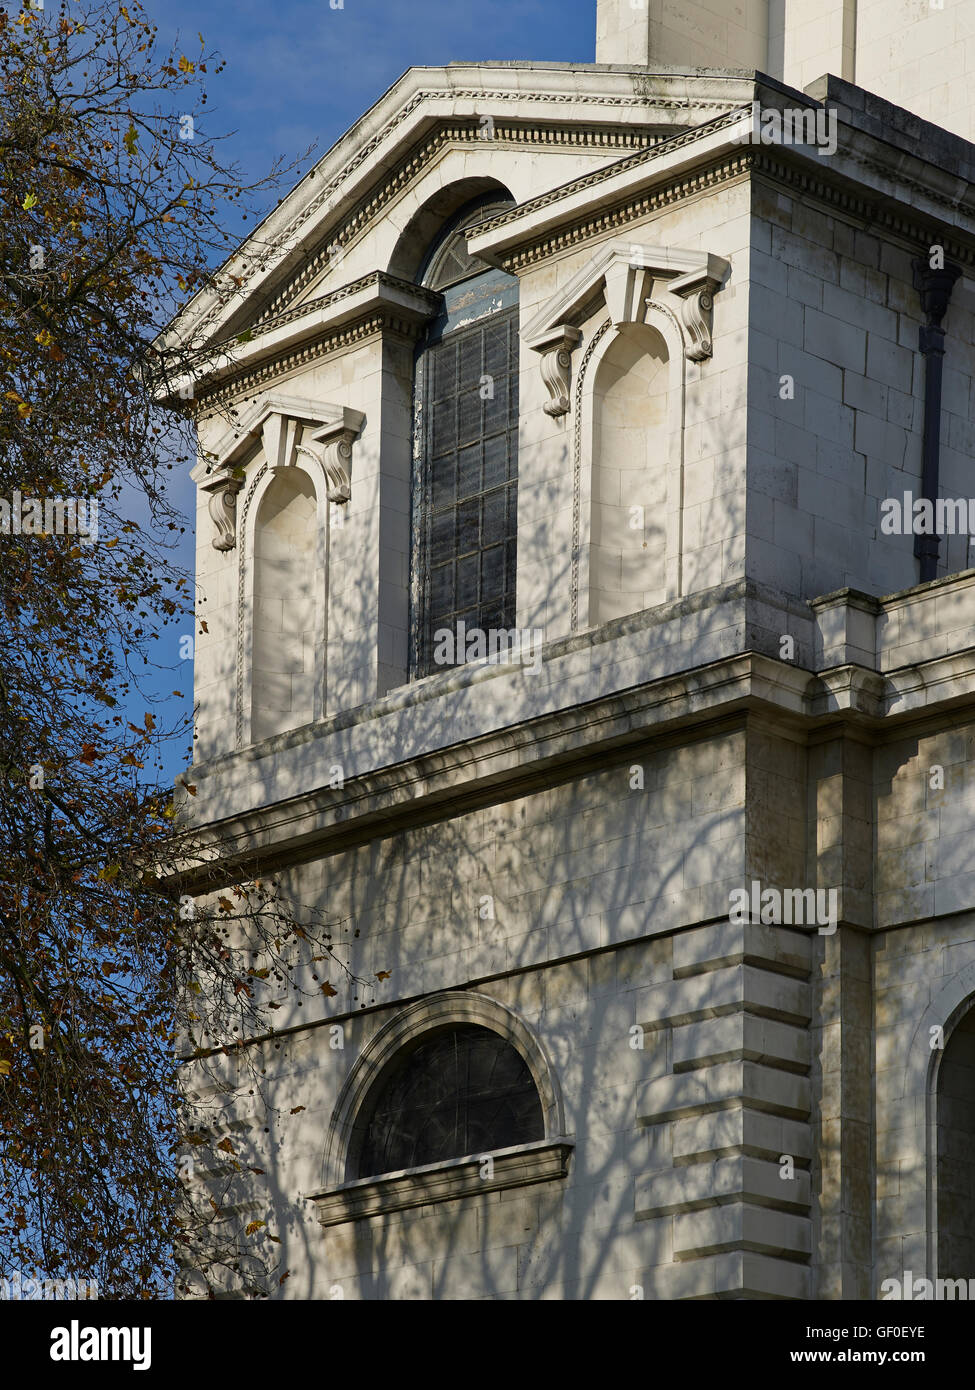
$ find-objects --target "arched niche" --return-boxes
[251,468,320,742]
[522,241,729,632]
[588,321,671,625]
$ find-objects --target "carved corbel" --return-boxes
[531,325,582,417]
[295,409,365,504]
[196,394,367,541]
[201,471,243,551]
[664,266,723,362]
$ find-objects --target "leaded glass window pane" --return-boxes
[415,308,519,675]
[354,1025,544,1179]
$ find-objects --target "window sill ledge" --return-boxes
[308,1138,573,1228]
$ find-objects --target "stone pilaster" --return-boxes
[808,733,875,1299]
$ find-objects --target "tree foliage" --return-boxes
[0,0,341,1297]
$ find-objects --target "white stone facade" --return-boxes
[596,0,975,146]
[164,9,975,1299]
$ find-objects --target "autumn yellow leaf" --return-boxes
[320,982,337,997]
[244,1220,265,1236]
[216,1137,235,1154]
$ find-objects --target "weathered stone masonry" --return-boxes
[164,0,975,1299]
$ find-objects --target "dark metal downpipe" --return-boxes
[912,258,962,583]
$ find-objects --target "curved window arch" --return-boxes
[320,991,565,1193]
[416,195,515,292]
[411,195,520,678]
[350,1023,544,1179]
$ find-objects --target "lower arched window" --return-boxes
[351,1024,544,1179]
[938,1002,975,1279]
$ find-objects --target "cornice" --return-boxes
[220,270,439,350]
[170,634,975,887]
[170,272,438,411]
[749,151,975,269]
[492,156,754,272]
[253,120,659,328]
[192,308,417,414]
[467,109,975,274]
[173,653,766,886]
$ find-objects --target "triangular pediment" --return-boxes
[192,391,364,481]
[157,66,757,373]
[522,241,730,348]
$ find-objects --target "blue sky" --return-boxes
[155,0,598,213]
[145,0,598,784]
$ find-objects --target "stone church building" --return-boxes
[164,0,975,1298]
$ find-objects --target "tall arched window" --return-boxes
[411,197,520,678]
[350,1024,544,1179]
